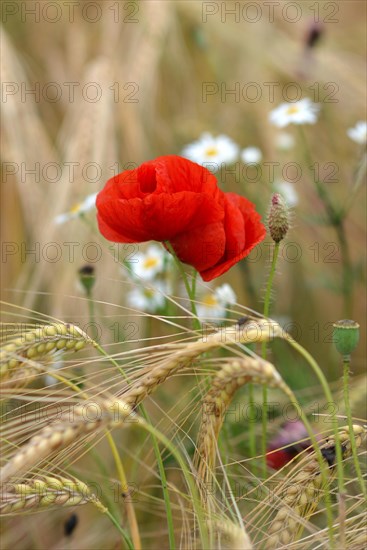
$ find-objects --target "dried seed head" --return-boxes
[268,193,290,243]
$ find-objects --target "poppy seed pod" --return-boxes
[268,193,290,243]
[333,320,360,358]
[78,265,95,295]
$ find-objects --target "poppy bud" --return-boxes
[78,265,95,295]
[333,320,360,359]
[268,193,290,243]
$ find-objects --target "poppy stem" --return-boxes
[342,357,366,498]
[261,242,280,478]
[165,242,201,331]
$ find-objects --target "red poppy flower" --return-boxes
[96,155,266,281]
[266,421,313,470]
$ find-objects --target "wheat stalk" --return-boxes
[0,323,95,381]
[1,474,106,514]
[0,398,134,483]
[194,356,291,486]
[123,318,282,409]
[263,425,366,549]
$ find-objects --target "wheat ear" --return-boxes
[0,398,134,484]
[194,356,290,485]
[1,475,106,514]
[0,323,95,381]
[208,519,253,549]
[124,319,282,409]
[264,425,366,548]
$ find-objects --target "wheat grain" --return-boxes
[0,398,134,483]
[263,425,366,549]
[208,519,253,549]
[0,323,95,381]
[1,474,106,514]
[123,319,282,409]
[194,356,290,485]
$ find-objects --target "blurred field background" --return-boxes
[1,1,366,548]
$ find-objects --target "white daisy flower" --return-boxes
[127,281,168,313]
[182,133,239,172]
[269,98,320,128]
[347,121,367,145]
[55,193,97,225]
[274,181,299,207]
[241,147,262,164]
[196,284,237,321]
[130,245,165,281]
[215,283,237,305]
[44,354,64,386]
[275,132,295,151]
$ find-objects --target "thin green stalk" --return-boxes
[285,390,335,546]
[105,509,135,549]
[343,358,366,498]
[140,408,176,550]
[298,127,353,316]
[165,241,200,331]
[285,338,345,496]
[94,341,175,548]
[106,431,142,549]
[136,418,209,549]
[261,241,280,477]
[247,384,256,458]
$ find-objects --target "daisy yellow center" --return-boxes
[143,257,159,269]
[205,147,219,157]
[143,289,155,298]
[202,293,219,308]
[286,106,299,115]
[70,203,82,214]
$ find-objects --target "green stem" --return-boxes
[136,419,209,548]
[341,153,367,215]
[94,343,176,548]
[285,338,344,496]
[247,384,256,458]
[106,431,142,550]
[105,509,134,549]
[140,408,176,549]
[343,358,366,498]
[165,242,200,331]
[298,127,353,317]
[261,242,280,477]
[286,390,335,546]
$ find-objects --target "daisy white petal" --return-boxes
[182,133,239,172]
[241,147,262,164]
[274,181,299,207]
[54,193,98,225]
[127,281,169,313]
[269,98,320,128]
[275,132,295,151]
[130,245,165,281]
[214,284,237,305]
[347,121,367,145]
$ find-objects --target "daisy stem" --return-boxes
[165,242,200,331]
[298,127,353,316]
[261,241,280,478]
[342,356,366,498]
